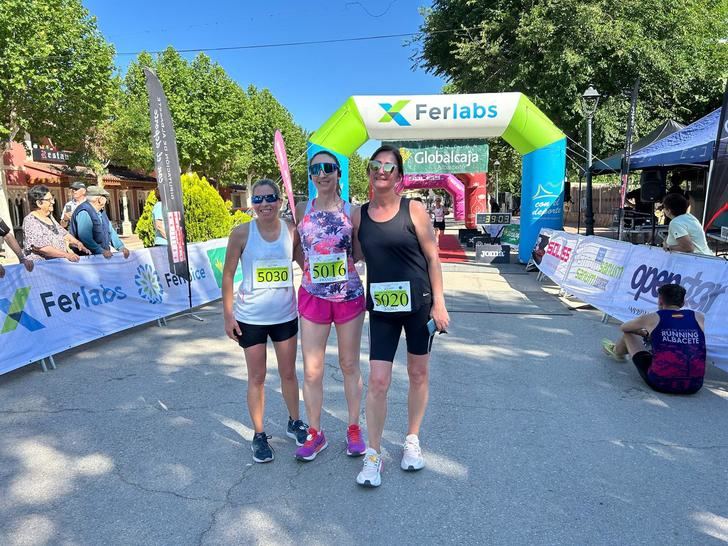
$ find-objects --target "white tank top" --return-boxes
[234,219,297,325]
[434,206,445,222]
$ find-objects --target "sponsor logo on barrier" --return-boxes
[206,247,243,288]
[378,101,411,126]
[546,241,572,262]
[134,264,164,304]
[0,287,45,333]
[629,264,727,312]
[40,285,127,317]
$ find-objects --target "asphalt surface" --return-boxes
[1,265,728,545]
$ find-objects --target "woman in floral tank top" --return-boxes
[293,151,367,462]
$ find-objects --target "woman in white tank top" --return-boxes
[222,179,308,463]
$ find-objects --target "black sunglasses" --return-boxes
[368,160,397,174]
[251,193,279,204]
[309,162,339,176]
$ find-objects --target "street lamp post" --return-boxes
[581,85,601,236]
[493,159,500,209]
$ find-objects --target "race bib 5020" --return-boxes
[371,281,411,313]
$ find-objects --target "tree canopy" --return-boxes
[418,0,728,184]
[108,49,309,189]
[0,0,115,146]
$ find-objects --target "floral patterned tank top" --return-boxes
[298,199,364,302]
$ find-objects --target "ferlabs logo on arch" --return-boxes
[1,287,45,334]
[378,100,411,126]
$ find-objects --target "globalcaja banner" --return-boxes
[386,140,488,174]
[0,239,243,376]
[533,229,728,370]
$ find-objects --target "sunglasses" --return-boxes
[368,160,397,174]
[251,193,279,205]
[309,162,339,176]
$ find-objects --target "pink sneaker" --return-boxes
[346,424,366,457]
[295,428,328,461]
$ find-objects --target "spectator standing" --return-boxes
[0,218,34,277]
[69,186,130,259]
[152,189,167,246]
[60,181,87,228]
[662,193,712,255]
[22,185,89,262]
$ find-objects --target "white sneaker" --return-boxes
[356,448,383,487]
[401,434,425,471]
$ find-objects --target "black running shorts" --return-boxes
[368,304,432,362]
[236,317,298,349]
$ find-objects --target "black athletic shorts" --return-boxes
[236,318,298,349]
[368,304,432,362]
[433,220,446,231]
[632,351,702,395]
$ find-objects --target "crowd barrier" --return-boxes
[532,229,728,372]
[0,239,239,376]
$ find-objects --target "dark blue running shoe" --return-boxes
[286,418,309,446]
[252,432,274,463]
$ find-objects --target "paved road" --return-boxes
[1,266,727,545]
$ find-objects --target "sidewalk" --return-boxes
[1,264,727,545]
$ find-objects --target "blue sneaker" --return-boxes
[287,417,309,446]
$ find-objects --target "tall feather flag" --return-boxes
[274,130,296,223]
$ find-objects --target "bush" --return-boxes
[135,172,252,247]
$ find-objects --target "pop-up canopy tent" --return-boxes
[627,108,720,169]
[591,119,685,174]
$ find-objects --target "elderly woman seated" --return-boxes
[22,185,89,262]
[662,193,712,255]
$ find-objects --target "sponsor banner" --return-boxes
[500,224,520,246]
[536,230,728,369]
[561,237,632,311]
[533,229,583,285]
[144,68,189,280]
[386,139,488,174]
[274,130,297,222]
[704,80,728,229]
[612,245,728,367]
[353,93,520,140]
[475,244,511,264]
[0,239,242,376]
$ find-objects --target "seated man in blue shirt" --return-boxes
[69,186,130,259]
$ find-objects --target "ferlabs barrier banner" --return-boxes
[0,239,241,376]
[533,230,728,371]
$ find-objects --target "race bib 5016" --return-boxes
[253,259,293,289]
[371,281,411,313]
[311,252,347,284]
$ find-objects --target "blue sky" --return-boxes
[83,0,447,156]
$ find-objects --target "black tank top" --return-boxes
[359,198,432,314]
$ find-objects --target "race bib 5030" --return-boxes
[253,259,293,289]
[311,252,347,284]
[371,281,411,313]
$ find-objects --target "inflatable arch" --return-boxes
[308,93,566,263]
[395,174,465,221]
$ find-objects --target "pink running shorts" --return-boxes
[298,286,365,325]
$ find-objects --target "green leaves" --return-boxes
[0,0,115,145]
[111,50,308,190]
[418,0,728,187]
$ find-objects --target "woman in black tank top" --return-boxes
[352,145,450,487]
